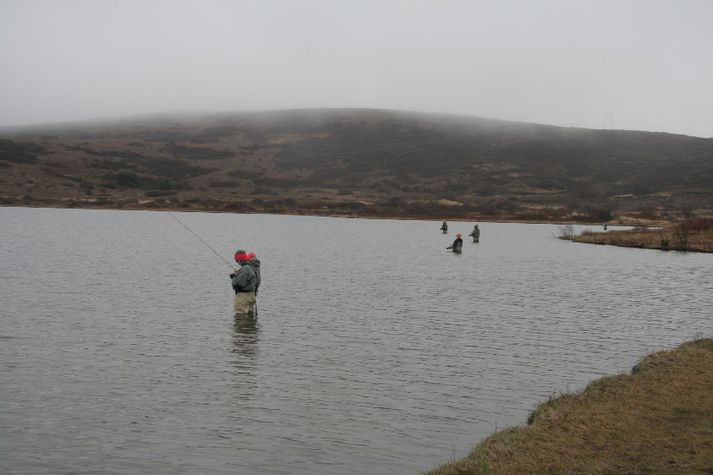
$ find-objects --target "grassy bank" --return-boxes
[427,338,713,474]
[565,218,713,253]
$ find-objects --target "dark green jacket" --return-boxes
[447,238,463,253]
[231,257,261,293]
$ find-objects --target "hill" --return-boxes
[1,108,712,221]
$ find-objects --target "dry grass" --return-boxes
[426,339,713,474]
[570,219,713,253]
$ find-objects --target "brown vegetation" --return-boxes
[427,338,713,474]
[568,218,713,253]
[1,109,712,221]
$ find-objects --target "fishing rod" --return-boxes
[159,203,260,315]
[166,211,237,271]
[144,195,236,271]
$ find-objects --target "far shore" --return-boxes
[562,218,713,253]
[427,338,713,474]
[0,202,672,227]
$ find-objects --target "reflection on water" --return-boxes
[0,207,711,475]
[229,314,259,407]
[234,313,259,335]
[232,314,259,359]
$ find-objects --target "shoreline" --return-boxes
[565,220,713,253]
[0,203,663,227]
[427,338,713,474]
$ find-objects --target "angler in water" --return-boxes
[230,250,261,315]
[469,224,480,243]
[447,233,463,253]
[440,219,448,234]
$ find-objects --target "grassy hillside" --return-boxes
[1,108,712,221]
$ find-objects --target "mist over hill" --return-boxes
[1,108,712,221]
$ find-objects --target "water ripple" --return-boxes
[1,209,711,474]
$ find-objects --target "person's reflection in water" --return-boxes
[232,313,259,360]
[228,313,260,409]
[231,313,259,387]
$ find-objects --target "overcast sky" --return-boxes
[1,0,712,137]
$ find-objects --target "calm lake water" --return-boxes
[1,207,711,474]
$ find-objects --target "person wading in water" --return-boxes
[469,224,480,243]
[440,219,448,234]
[447,233,463,253]
[230,250,261,315]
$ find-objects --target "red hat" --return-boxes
[234,250,253,262]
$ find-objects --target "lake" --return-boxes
[1,207,711,474]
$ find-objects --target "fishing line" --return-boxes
[145,195,236,270]
[162,206,258,315]
[141,140,441,274]
[166,212,236,270]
